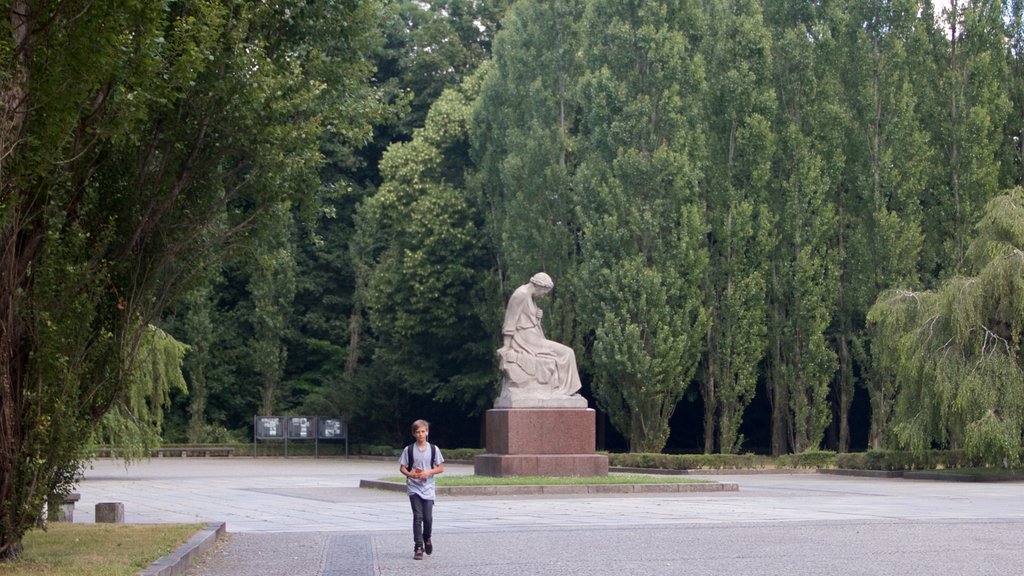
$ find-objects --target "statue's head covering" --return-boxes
[529,272,554,288]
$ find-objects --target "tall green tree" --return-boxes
[472,0,585,350]
[377,0,511,139]
[921,0,1010,276]
[1001,0,1024,188]
[836,0,928,450]
[249,221,298,416]
[0,0,391,559]
[575,0,709,453]
[179,286,216,443]
[354,68,496,444]
[290,0,509,442]
[698,0,775,454]
[763,1,839,454]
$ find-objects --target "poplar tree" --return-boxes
[922,0,1010,275]
[472,0,584,346]
[575,0,709,453]
[837,0,928,449]
[763,1,839,454]
[1001,0,1024,189]
[698,0,775,453]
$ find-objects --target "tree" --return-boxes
[921,0,1010,276]
[377,0,511,139]
[249,221,298,417]
[698,0,775,453]
[472,0,585,354]
[1001,0,1024,188]
[353,67,496,444]
[868,188,1024,467]
[763,1,839,454]
[835,0,928,450]
[0,0,391,559]
[575,0,709,453]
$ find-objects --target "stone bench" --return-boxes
[46,492,80,523]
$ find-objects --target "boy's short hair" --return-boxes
[411,419,430,432]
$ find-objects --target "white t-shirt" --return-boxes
[399,442,445,500]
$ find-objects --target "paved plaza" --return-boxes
[75,458,1024,575]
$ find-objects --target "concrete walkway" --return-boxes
[75,458,1024,575]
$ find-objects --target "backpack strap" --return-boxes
[407,443,437,470]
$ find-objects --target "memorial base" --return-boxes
[474,453,608,477]
[474,408,608,477]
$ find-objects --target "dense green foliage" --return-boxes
[573,0,709,453]
[869,189,1024,468]
[6,0,1024,559]
[159,0,1024,462]
[1,0,391,559]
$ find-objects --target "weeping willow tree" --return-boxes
[40,325,189,521]
[97,325,190,456]
[867,188,1024,467]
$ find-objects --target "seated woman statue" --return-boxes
[495,272,586,408]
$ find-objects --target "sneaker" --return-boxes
[414,546,424,560]
[424,539,433,555]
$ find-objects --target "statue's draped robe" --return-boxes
[500,285,582,397]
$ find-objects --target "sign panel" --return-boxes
[318,418,346,439]
[255,416,285,440]
[287,416,315,439]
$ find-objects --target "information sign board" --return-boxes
[287,416,315,439]
[255,416,285,440]
[318,418,346,439]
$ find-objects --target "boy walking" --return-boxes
[399,419,445,560]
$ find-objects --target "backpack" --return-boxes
[406,442,438,471]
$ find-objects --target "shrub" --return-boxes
[607,452,780,470]
[836,449,983,470]
[780,450,836,468]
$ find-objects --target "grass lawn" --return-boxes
[382,473,710,486]
[0,523,202,576]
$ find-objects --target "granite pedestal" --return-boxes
[474,408,608,477]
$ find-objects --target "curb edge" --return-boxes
[137,521,226,576]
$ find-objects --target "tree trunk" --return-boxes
[0,213,33,562]
[836,331,853,453]
[702,368,716,454]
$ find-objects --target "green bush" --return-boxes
[606,449,1004,471]
[353,444,401,457]
[442,448,485,461]
[834,452,868,469]
[607,452,783,470]
[779,450,836,468]
[835,449,983,470]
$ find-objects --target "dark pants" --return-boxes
[409,494,434,547]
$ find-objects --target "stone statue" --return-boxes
[494,272,587,408]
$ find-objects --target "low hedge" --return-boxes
[610,449,986,472]
[351,445,485,461]
[607,450,837,470]
[834,449,984,471]
[97,443,990,472]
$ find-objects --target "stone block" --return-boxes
[474,453,609,477]
[485,408,596,454]
[95,502,124,523]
